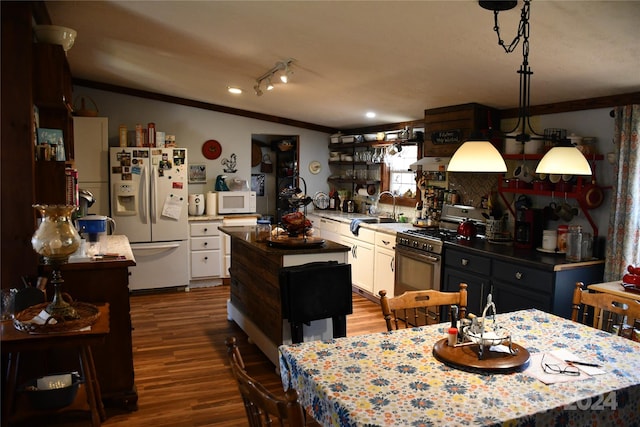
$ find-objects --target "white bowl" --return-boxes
[34,25,77,52]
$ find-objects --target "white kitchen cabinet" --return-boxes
[189,221,222,279]
[316,215,342,244]
[340,224,375,294]
[374,232,395,298]
[73,117,109,216]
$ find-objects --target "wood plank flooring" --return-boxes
[79,285,384,426]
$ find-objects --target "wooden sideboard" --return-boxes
[37,236,138,409]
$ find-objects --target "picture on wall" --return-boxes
[251,173,265,196]
[189,164,207,183]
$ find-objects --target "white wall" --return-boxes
[78,85,615,239]
[74,86,332,216]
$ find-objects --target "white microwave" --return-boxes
[217,191,257,214]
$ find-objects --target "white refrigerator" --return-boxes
[109,147,189,290]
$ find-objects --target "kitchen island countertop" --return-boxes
[219,226,349,254]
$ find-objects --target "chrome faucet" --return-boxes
[377,191,397,220]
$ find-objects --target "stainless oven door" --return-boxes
[394,245,441,296]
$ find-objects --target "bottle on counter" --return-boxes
[557,224,569,252]
[332,191,341,211]
[255,219,271,243]
[415,200,423,221]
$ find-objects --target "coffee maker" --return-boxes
[514,208,544,249]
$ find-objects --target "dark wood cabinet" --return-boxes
[443,248,490,316]
[1,2,76,287]
[57,259,138,408]
[424,103,500,157]
[443,245,604,320]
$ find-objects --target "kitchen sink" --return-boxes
[359,217,396,224]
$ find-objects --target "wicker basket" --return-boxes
[13,301,100,333]
[73,96,99,117]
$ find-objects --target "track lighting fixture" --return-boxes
[254,58,294,96]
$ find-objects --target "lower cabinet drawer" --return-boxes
[190,250,221,278]
[492,259,553,293]
[190,236,220,251]
[445,249,491,276]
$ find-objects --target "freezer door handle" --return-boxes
[150,165,157,223]
[141,165,148,222]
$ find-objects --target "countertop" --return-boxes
[308,211,605,272]
[65,235,136,269]
[307,211,410,235]
[219,226,350,255]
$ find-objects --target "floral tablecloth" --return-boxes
[279,309,640,426]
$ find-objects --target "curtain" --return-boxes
[604,105,640,281]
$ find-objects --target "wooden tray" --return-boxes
[433,338,530,373]
[267,236,325,248]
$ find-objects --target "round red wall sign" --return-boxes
[202,139,222,160]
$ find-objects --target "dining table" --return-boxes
[279,308,640,426]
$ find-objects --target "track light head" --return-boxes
[254,58,295,95]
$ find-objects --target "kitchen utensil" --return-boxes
[457,219,477,240]
[515,195,532,210]
[549,174,561,184]
[555,202,578,222]
[188,194,205,216]
[545,203,560,221]
[513,162,533,183]
[579,160,604,209]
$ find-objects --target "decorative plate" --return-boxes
[202,139,222,160]
[309,160,322,174]
[313,192,330,210]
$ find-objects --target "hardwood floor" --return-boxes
[95,285,385,426]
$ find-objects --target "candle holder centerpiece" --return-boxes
[461,294,516,359]
[31,204,81,320]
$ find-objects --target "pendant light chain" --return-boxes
[491,0,530,56]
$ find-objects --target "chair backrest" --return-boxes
[379,283,467,331]
[572,282,632,333]
[225,337,306,427]
[624,298,640,337]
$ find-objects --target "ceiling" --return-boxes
[46,1,640,131]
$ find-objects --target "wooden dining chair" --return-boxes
[379,283,468,331]
[225,336,307,427]
[571,281,632,333]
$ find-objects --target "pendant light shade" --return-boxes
[447,140,507,173]
[535,146,592,175]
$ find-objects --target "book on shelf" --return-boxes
[65,167,79,207]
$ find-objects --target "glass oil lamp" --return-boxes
[31,204,81,319]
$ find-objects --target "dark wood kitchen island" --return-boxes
[220,226,350,365]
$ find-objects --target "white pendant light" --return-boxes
[535,145,592,175]
[478,0,590,176]
[448,139,507,172]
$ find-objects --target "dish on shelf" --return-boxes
[536,247,566,254]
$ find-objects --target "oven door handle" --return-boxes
[424,255,439,263]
